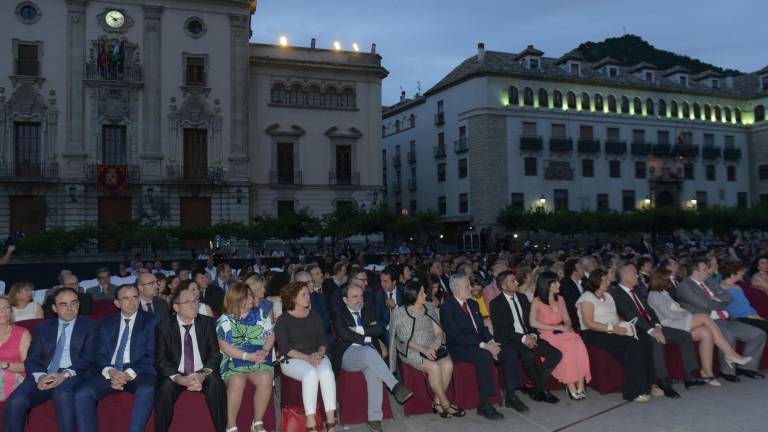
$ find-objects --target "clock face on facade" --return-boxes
[105,10,125,29]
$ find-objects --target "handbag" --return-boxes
[616,317,638,340]
[420,344,449,360]
[279,405,324,432]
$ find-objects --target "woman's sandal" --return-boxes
[250,419,267,432]
[447,404,465,417]
[326,421,337,432]
[225,427,238,432]
[432,403,451,418]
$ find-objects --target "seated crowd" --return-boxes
[0,237,767,432]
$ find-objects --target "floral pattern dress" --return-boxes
[216,300,274,381]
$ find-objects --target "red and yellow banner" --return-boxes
[96,164,128,193]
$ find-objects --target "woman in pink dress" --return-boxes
[0,296,31,401]
[530,271,591,400]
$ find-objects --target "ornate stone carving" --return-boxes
[265,124,305,137]
[544,161,574,181]
[6,85,47,117]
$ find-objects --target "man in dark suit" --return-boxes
[154,285,226,432]
[489,271,561,407]
[330,269,376,312]
[136,272,170,321]
[193,268,224,315]
[609,263,704,397]
[86,267,119,300]
[441,273,508,420]
[332,284,412,432]
[560,258,584,331]
[75,284,160,432]
[638,233,657,262]
[211,262,235,293]
[3,287,98,432]
[376,265,402,338]
[43,273,93,318]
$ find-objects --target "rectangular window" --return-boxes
[597,193,609,211]
[724,135,735,149]
[632,129,645,143]
[761,194,768,205]
[706,164,716,181]
[759,165,768,180]
[696,191,707,208]
[657,130,670,144]
[607,127,620,141]
[438,196,446,215]
[762,76,768,91]
[437,163,446,182]
[524,157,537,176]
[14,122,41,164]
[554,189,569,211]
[608,67,618,77]
[582,159,594,177]
[737,192,748,209]
[645,71,654,82]
[410,200,417,214]
[529,58,539,69]
[622,190,635,212]
[437,100,444,113]
[551,123,566,138]
[635,161,646,179]
[183,128,207,179]
[185,56,206,86]
[458,158,467,178]
[570,63,580,75]
[102,125,127,164]
[579,125,593,139]
[335,145,352,184]
[727,165,736,182]
[276,142,295,184]
[458,126,466,141]
[704,133,714,147]
[510,193,524,211]
[276,200,295,217]
[16,44,39,76]
[679,75,687,86]
[523,122,537,136]
[684,163,694,180]
[609,160,621,178]
[712,79,720,89]
[459,193,468,213]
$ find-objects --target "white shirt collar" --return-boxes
[121,311,138,321]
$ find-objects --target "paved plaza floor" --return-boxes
[329,378,767,432]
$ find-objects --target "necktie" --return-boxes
[509,295,527,334]
[48,322,71,374]
[630,289,652,324]
[698,282,728,320]
[353,311,363,327]
[114,319,131,371]
[146,302,154,314]
[183,324,194,374]
[462,302,479,336]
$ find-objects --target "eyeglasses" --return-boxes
[177,299,200,306]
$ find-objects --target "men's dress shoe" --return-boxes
[720,373,741,383]
[367,420,383,432]
[736,369,765,379]
[684,378,706,389]
[528,391,547,402]
[504,395,529,412]
[658,384,680,398]
[543,391,560,404]
[391,382,414,404]
[476,402,504,420]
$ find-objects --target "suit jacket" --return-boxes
[559,277,582,331]
[86,283,118,300]
[331,304,384,374]
[675,277,733,315]
[155,314,222,378]
[144,296,171,322]
[43,291,94,319]
[489,291,535,348]
[440,296,492,357]
[608,284,662,334]
[375,286,402,328]
[310,291,333,342]
[330,285,376,316]
[95,309,160,376]
[202,285,225,315]
[439,274,450,294]
[211,277,235,293]
[26,316,98,376]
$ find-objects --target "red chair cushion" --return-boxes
[451,361,501,409]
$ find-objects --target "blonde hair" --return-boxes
[0,296,14,324]
[7,282,34,308]
[245,275,266,300]
[222,282,251,317]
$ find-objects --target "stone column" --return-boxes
[63,0,88,177]
[141,5,163,178]
[468,113,508,227]
[228,13,250,179]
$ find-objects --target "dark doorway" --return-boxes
[656,191,675,208]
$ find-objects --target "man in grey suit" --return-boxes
[86,268,118,300]
[676,258,766,381]
[136,272,170,321]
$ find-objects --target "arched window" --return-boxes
[287,84,305,105]
[621,96,630,114]
[646,98,654,116]
[270,83,287,104]
[756,105,766,122]
[633,97,642,115]
[608,95,617,113]
[670,101,678,117]
[693,103,701,119]
[658,99,666,117]
[735,108,742,123]
[307,86,322,106]
[581,92,591,111]
[553,90,563,109]
[704,104,712,121]
[538,88,549,108]
[594,94,604,111]
[340,87,356,108]
[523,87,534,106]
[714,106,722,122]
[567,91,577,109]
[325,86,339,107]
[682,102,690,118]
[724,106,732,122]
[508,86,519,105]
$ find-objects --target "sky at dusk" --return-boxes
[249,0,768,106]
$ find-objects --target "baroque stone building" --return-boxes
[382,42,768,236]
[0,0,386,238]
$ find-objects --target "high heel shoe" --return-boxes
[725,355,752,368]
[250,420,267,432]
[701,376,722,387]
[432,403,452,418]
[447,404,465,417]
[225,427,238,432]
[566,388,585,400]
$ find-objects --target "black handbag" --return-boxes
[420,344,449,360]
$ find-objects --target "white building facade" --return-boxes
[382,43,768,236]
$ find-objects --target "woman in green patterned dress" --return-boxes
[216,282,275,432]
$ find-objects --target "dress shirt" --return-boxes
[693,278,729,320]
[142,300,153,313]
[458,298,490,348]
[103,311,138,379]
[384,289,397,304]
[348,306,372,346]
[170,316,204,381]
[618,284,661,334]
[216,278,230,292]
[572,277,583,294]
[504,293,528,343]
[34,318,77,382]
